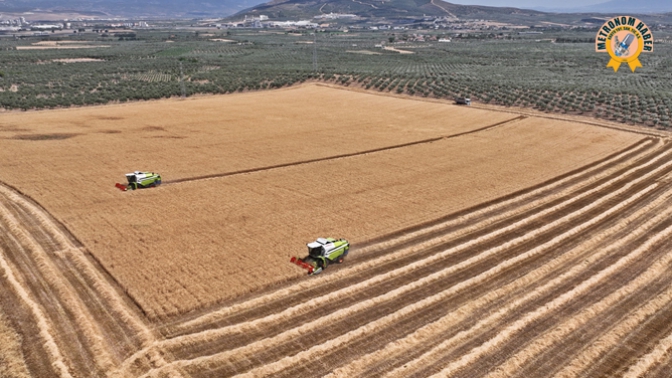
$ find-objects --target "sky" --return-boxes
[450,0,605,9]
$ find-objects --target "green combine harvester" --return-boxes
[291,237,350,275]
[115,171,162,191]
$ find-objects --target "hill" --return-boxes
[536,0,672,13]
[0,0,264,17]
[3,0,670,22]
[581,0,672,13]
[235,0,545,21]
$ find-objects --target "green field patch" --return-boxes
[156,47,192,56]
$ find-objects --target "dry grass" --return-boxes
[383,46,414,54]
[0,84,641,319]
[16,45,111,50]
[52,59,105,63]
[33,41,91,45]
[346,50,383,55]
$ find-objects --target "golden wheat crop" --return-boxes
[0,84,641,319]
[4,84,672,378]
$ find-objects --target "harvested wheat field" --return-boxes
[1,83,672,377]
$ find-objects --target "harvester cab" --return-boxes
[115,171,162,191]
[291,237,350,275]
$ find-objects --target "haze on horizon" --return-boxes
[451,0,605,9]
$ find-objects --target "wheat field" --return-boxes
[0,312,31,378]
[1,84,671,377]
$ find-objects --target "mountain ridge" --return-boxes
[0,0,264,17]
[1,0,670,21]
[534,0,672,14]
[234,0,544,21]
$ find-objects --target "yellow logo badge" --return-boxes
[595,16,653,72]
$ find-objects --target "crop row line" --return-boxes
[131,139,671,376]
[329,182,672,377]
[167,138,656,334]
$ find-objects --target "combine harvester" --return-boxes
[115,171,162,191]
[291,237,350,275]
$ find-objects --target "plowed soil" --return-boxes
[2,84,671,378]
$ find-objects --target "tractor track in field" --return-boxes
[507,263,672,378]
[587,298,672,378]
[407,230,672,378]
[0,183,168,378]
[0,236,62,378]
[166,115,526,186]
[119,138,672,378]
[358,185,672,378]
[0,195,105,376]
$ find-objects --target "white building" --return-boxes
[31,24,63,30]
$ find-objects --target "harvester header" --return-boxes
[291,237,350,275]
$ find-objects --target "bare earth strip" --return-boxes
[384,46,414,54]
[52,58,105,63]
[15,45,111,50]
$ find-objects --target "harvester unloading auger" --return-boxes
[115,171,162,191]
[291,237,350,275]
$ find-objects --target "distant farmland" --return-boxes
[1,28,672,128]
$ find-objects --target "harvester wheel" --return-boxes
[337,257,345,264]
